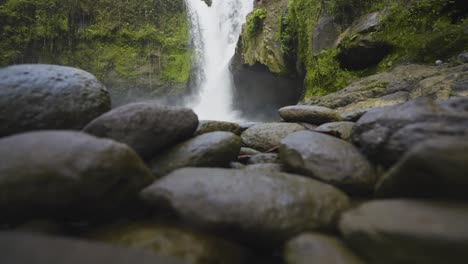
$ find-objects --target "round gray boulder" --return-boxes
[280,131,375,194]
[84,102,199,160]
[90,222,248,264]
[0,232,184,264]
[351,97,468,167]
[375,137,468,199]
[195,120,242,136]
[0,131,154,222]
[141,168,350,242]
[284,233,365,264]
[241,123,305,152]
[0,64,110,137]
[149,132,241,177]
[279,105,343,125]
[340,200,468,264]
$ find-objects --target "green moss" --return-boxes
[0,0,191,93]
[246,8,267,36]
[283,0,467,99]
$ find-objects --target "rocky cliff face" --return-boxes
[0,0,191,106]
[236,0,468,101]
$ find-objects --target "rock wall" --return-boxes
[237,0,468,100]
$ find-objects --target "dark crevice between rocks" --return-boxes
[337,40,393,71]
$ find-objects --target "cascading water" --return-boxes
[184,0,254,121]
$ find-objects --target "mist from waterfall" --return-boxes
[184,0,254,121]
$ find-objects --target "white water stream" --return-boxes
[184,0,254,121]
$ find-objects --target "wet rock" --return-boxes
[351,97,468,167]
[241,123,305,152]
[149,132,241,177]
[312,16,340,55]
[284,233,365,264]
[244,163,285,173]
[350,11,384,34]
[247,153,280,165]
[90,222,248,264]
[304,64,468,117]
[239,147,261,156]
[0,232,183,264]
[230,162,246,169]
[141,168,350,242]
[340,200,468,264]
[0,131,154,222]
[195,120,242,136]
[280,131,375,194]
[279,105,343,125]
[315,121,355,141]
[84,102,198,160]
[451,78,468,97]
[375,137,468,199]
[239,122,258,132]
[0,64,110,137]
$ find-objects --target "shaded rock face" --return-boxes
[149,132,241,177]
[141,168,350,243]
[0,64,110,137]
[280,131,375,194]
[312,16,340,56]
[247,153,280,165]
[351,97,468,167]
[304,64,468,119]
[0,232,184,264]
[279,105,343,125]
[340,200,468,264]
[337,38,392,70]
[284,233,365,264]
[232,62,303,121]
[84,102,199,160]
[0,131,154,222]
[90,222,248,264]
[241,122,305,152]
[194,120,242,136]
[375,137,468,199]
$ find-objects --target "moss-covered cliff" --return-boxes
[0,0,190,104]
[240,0,468,99]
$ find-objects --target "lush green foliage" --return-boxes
[246,8,267,36]
[283,0,468,98]
[0,0,190,92]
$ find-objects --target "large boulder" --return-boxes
[279,105,343,125]
[247,153,280,165]
[90,222,248,264]
[241,123,305,152]
[375,137,468,199]
[0,131,154,222]
[141,168,350,243]
[0,64,110,137]
[280,131,375,194]
[194,120,242,136]
[340,200,468,264]
[0,232,183,264]
[149,132,241,177]
[84,102,198,160]
[284,233,365,264]
[351,97,468,167]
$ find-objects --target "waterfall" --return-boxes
[184,0,254,121]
